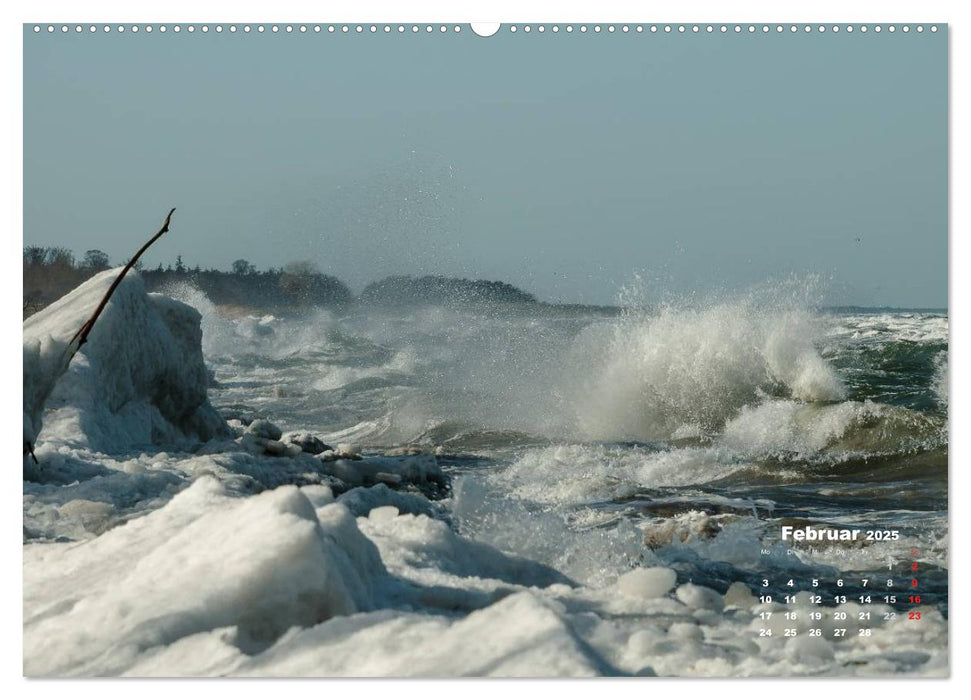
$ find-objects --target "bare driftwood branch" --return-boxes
[70,208,175,349]
[25,208,175,465]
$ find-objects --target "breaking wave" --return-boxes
[569,293,845,441]
[720,399,946,461]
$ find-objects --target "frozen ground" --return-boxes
[22,273,948,677]
[24,474,948,677]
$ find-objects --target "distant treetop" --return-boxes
[359,275,537,307]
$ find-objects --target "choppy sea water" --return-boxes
[184,288,948,624]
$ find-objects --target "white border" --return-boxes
[4,0,965,697]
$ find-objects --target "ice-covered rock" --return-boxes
[320,446,363,461]
[239,434,302,458]
[641,510,726,548]
[617,567,677,600]
[239,421,315,458]
[246,419,282,441]
[23,477,386,676]
[383,445,429,457]
[675,583,725,613]
[336,442,361,456]
[226,418,247,436]
[318,453,449,496]
[286,432,331,455]
[723,581,757,608]
[23,269,228,456]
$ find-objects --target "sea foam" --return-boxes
[569,293,845,441]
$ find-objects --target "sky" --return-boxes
[23,24,947,307]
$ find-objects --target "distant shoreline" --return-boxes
[21,249,947,319]
[202,301,949,318]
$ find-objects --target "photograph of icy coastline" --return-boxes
[23,24,947,677]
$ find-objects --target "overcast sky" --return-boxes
[24,25,947,307]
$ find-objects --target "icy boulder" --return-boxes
[23,477,387,676]
[675,583,725,612]
[23,269,228,454]
[617,567,677,600]
[319,453,449,495]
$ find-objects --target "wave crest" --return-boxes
[569,296,845,441]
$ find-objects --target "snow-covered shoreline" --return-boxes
[24,470,948,677]
[23,273,948,677]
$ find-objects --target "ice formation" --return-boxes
[23,269,227,455]
[22,277,948,677]
[24,476,948,676]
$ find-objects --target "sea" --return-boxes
[181,284,949,624]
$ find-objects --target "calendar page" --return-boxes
[21,19,948,678]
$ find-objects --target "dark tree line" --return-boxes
[24,246,112,271]
[24,248,352,316]
[23,247,116,314]
[141,260,352,309]
[359,275,537,307]
[24,247,545,318]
